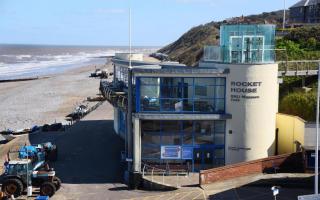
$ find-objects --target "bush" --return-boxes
[279,91,317,121]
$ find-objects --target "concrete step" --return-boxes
[122,188,207,200]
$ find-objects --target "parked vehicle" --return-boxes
[90,69,102,77]
[42,123,63,132]
[1,159,61,197]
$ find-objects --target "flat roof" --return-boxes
[112,58,186,68]
[112,58,229,76]
[132,67,228,76]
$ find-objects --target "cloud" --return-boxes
[95,8,126,15]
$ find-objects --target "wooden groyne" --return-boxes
[0,77,39,83]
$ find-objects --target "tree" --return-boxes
[279,91,317,121]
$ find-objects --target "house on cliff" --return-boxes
[290,0,320,24]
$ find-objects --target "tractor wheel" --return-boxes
[53,177,62,190]
[1,178,23,197]
[40,182,56,197]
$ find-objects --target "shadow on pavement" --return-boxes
[209,176,315,200]
[28,120,126,184]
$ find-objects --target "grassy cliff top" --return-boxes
[158,10,287,66]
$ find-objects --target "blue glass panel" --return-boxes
[204,24,275,64]
[137,77,226,114]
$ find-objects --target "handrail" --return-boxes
[141,162,190,188]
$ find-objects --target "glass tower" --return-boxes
[204,24,276,64]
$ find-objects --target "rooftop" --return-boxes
[290,0,320,8]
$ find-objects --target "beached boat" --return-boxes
[13,128,31,135]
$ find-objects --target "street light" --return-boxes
[283,0,286,29]
[316,63,320,194]
[271,186,280,200]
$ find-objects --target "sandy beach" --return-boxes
[0,63,111,131]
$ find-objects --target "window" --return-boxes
[194,121,214,145]
[142,145,160,159]
[195,85,208,97]
[161,133,181,145]
[141,120,226,167]
[137,77,226,113]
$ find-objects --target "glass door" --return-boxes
[203,148,214,170]
[193,148,202,172]
[193,147,215,171]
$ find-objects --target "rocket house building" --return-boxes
[101,24,279,175]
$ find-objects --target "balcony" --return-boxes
[99,80,128,111]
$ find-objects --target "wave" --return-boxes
[0,47,158,78]
[0,50,118,78]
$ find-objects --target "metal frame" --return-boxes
[135,77,226,114]
[140,120,226,172]
[229,35,265,63]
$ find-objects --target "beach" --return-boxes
[0,63,110,131]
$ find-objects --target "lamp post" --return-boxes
[282,0,286,30]
[316,63,320,194]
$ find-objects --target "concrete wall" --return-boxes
[115,53,144,62]
[200,152,304,185]
[276,113,305,154]
[304,123,320,149]
[211,63,279,164]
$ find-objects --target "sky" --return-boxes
[0,0,298,46]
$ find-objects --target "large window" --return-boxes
[115,66,128,87]
[137,77,226,113]
[141,120,226,160]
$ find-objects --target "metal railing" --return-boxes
[100,80,128,110]
[141,163,190,188]
[278,60,320,71]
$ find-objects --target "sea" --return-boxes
[0,44,158,79]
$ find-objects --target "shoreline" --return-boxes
[0,62,111,131]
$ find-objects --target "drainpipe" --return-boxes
[127,66,133,170]
[113,64,116,86]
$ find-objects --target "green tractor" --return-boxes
[1,159,61,197]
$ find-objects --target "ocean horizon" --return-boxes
[0,44,159,79]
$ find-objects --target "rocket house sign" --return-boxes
[230,81,262,102]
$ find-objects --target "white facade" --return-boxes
[201,62,279,164]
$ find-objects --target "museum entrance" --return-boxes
[141,120,226,172]
[193,146,225,172]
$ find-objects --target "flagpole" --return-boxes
[282,0,286,30]
[129,8,132,68]
[316,63,320,194]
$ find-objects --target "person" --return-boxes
[4,155,9,174]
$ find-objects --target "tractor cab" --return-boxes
[2,159,61,198]
[5,160,33,180]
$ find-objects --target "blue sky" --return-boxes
[0,0,297,46]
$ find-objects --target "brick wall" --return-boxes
[200,152,304,185]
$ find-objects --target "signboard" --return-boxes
[230,81,262,102]
[182,147,193,160]
[161,146,181,159]
[298,194,320,200]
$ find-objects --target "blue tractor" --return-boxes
[19,142,58,162]
[1,159,61,197]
